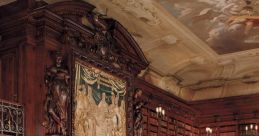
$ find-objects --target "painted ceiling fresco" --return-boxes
[159,0,259,54]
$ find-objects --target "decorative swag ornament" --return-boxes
[76,62,126,104]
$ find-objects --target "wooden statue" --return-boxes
[133,89,147,136]
[43,52,70,136]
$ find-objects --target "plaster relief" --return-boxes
[111,0,160,26]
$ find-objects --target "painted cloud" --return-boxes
[158,0,259,54]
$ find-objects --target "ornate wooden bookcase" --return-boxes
[133,79,200,136]
[0,0,148,135]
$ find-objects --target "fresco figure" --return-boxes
[160,0,259,54]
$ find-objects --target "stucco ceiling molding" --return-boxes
[188,79,225,90]
[216,48,259,60]
[110,0,160,26]
[235,67,259,77]
[242,75,259,83]
[175,65,215,85]
[187,74,259,90]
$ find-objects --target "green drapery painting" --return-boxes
[74,62,127,136]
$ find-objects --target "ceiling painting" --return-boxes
[158,0,259,54]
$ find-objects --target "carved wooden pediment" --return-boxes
[38,1,149,79]
[0,1,148,80]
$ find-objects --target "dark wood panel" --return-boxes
[191,94,259,135]
[134,78,200,136]
[0,49,18,102]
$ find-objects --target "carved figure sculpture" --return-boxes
[83,12,118,57]
[133,89,147,136]
[43,52,70,135]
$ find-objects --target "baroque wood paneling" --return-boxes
[134,78,200,136]
[1,0,148,135]
[191,94,259,136]
[0,48,18,102]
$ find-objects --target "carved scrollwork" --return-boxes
[43,51,70,136]
[61,12,143,78]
